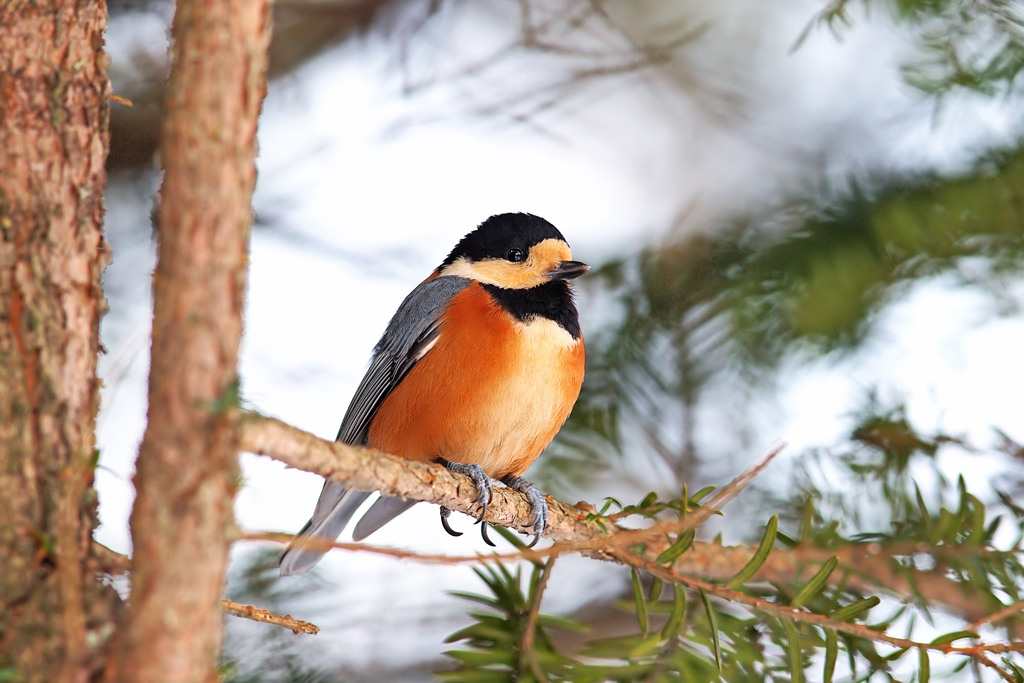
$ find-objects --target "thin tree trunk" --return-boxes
[0,0,116,680]
[103,0,272,679]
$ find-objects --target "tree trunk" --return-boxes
[0,1,116,681]
[103,0,272,680]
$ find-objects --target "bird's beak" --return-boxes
[549,260,590,281]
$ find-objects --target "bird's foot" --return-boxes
[501,475,549,548]
[434,459,494,537]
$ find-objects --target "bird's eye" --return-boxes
[505,249,525,263]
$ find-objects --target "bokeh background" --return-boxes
[95,0,1024,679]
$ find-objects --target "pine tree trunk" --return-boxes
[103,0,272,680]
[0,0,116,681]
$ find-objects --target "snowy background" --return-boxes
[95,0,1024,678]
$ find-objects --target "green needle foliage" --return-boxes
[541,145,1024,501]
[804,0,1024,98]
[440,539,587,682]
[442,410,1024,681]
[228,136,1024,682]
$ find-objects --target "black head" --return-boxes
[440,213,568,267]
[437,213,587,290]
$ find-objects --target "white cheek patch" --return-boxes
[438,247,573,290]
[439,258,500,287]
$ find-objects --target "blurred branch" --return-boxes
[629,553,1024,682]
[519,557,556,681]
[86,541,321,635]
[390,0,709,131]
[109,0,394,169]
[89,542,132,575]
[111,0,710,168]
[220,599,320,635]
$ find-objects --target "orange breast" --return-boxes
[367,282,585,480]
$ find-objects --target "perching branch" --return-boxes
[239,411,607,544]
[240,411,784,561]
[239,411,1010,628]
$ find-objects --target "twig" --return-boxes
[108,93,134,107]
[965,597,1024,633]
[520,557,556,683]
[623,551,1023,681]
[242,530,551,564]
[86,540,319,635]
[593,442,785,553]
[220,599,319,635]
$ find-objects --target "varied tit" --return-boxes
[279,213,587,576]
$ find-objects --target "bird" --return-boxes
[278,213,587,576]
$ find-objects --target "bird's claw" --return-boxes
[502,475,549,548]
[480,522,496,547]
[433,461,548,548]
[435,458,494,535]
[440,506,463,537]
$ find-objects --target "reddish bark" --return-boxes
[103,0,272,680]
[0,0,115,680]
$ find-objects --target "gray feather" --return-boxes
[336,276,469,445]
[351,496,418,541]
[279,276,470,575]
[278,487,371,576]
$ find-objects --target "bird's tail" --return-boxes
[278,483,371,575]
[352,496,417,540]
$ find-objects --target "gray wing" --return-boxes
[279,275,470,575]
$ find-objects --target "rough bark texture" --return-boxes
[241,414,607,543]
[242,414,995,626]
[103,0,272,680]
[0,0,115,680]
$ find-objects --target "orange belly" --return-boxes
[367,283,584,480]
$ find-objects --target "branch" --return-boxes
[626,551,1024,682]
[220,599,319,636]
[239,412,607,544]
[87,540,321,635]
[520,558,556,681]
[104,0,272,678]
[240,411,1014,629]
[240,413,786,569]
[89,542,132,575]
